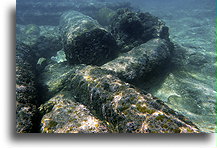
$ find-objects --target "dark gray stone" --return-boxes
[60,11,118,65]
[110,9,170,52]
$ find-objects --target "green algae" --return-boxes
[136,104,155,114]
[48,120,58,127]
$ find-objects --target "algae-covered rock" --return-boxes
[60,11,118,65]
[16,42,38,133]
[102,38,173,83]
[16,42,37,104]
[68,66,199,133]
[40,93,109,133]
[39,62,199,133]
[16,102,37,133]
[110,8,169,52]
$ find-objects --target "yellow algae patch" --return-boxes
[83,75,93,82]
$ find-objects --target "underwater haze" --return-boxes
[16,0,216,133]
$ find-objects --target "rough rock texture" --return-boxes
[39,93,109,133]
[16,24,62,59]
[110,8,169,52]
[40,62,200,133]
[16,102,37,133]
[102,38,173,83]
[16,0,209,133]
[69,66,200,133]
[16,42,38,133]
[60,11,118,65]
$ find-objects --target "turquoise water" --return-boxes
[16,0,216,133]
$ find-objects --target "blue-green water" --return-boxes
[16,0,216,133]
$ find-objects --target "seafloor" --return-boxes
[16,0,216,133]
[139,3,216,133]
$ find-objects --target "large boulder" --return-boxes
[102,38,173,83]
[68,66,199,133]
[60,11,118,65]
[110,8,169,52]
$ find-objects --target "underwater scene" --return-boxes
[16,0,216,133]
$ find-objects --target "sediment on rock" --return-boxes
[110,8,170,52]
[60,11,118,65]
[16,42,38,133]
[101,38,173,83]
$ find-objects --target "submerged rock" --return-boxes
[110,8,169,52]
[16,1,208,133]
[68,66,199,133]
[38,63,85,98]
[16,102,37,133]
[147,44,216,133]
[60,11,118,65]
[16,24,62,59]
[40,93,109,133]
[40,62,200,133]
[102,38,173,83]
[16,42,38,133]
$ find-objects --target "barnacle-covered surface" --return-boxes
[102,38,173,83]
[110,8,169,52]
[60,11,118,65]
[40,93,109,133]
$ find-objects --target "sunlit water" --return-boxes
[16,0,216,133]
